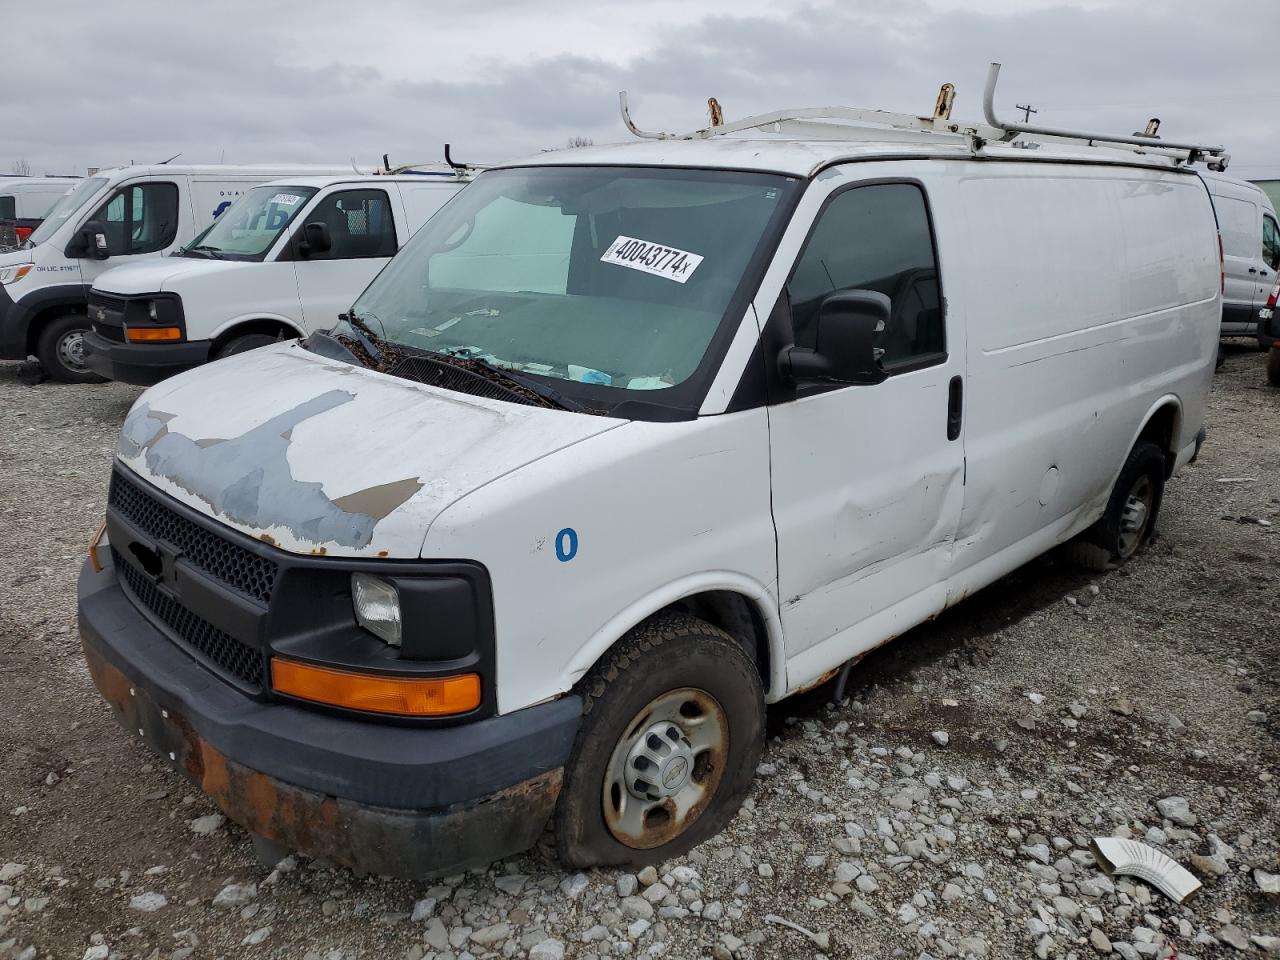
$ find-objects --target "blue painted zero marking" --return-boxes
[555,527,578,562]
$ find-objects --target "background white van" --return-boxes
[0,177,77,249]
[83,171,469,384]
[1201,172,1280,337]
[0,163,351,381]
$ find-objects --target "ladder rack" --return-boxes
[619,63,1230,171]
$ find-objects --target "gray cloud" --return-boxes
[2,0,1276,178]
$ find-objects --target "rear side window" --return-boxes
[788,183,943,369]
[1215,194,1258,260]
[91,182,180,255]
[0,196,13,220]
[303,189,397,260]
[1264,215,1279,270]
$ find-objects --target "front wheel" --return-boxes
[1268,347,1280,387]
[554,613,764,868]
[36,311,106,384]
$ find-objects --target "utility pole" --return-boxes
[1016,103,1038,123]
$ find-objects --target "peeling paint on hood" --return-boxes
[116,342,624,557]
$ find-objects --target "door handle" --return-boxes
[1248,267,1258,274]
[947,375,963,441]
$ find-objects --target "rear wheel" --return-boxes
[1068,440,1166,569]
[554,613,764,868]
[36,311,105,384]
[1268,347,1280,387]
[215,332,279,359]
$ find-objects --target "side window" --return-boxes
[1263,215,1280,270]
[90,182,180,255]
[0,196,14,220]
[787,183,943,369]
[304,189,397,260]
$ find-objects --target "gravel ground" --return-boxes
[0,346,1277,960]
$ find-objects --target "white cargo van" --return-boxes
[0,177,77,248]
[79,68,1224,878]
[1201,172,1280,337]
[0,164,352,381]
[82,170,470,385]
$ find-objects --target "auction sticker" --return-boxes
[600,235,703,284]
[270,193,303,206]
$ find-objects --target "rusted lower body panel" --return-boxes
[84,647,562,879]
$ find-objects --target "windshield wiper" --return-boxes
[435,347,581,412]
[183,244,224,259]
[341,312,385,363]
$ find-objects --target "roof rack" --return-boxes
[618,62,1230,171]
[349,145,485,179]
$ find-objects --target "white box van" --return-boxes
[1201,172,1280,337]
[0,164,352,381]
[0,177,78,248]
[78,70,1224,878]
[82,171,471,385]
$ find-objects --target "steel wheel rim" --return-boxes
[602,687,728,849]
[1118,473,1153,557]
[57,328,88,371]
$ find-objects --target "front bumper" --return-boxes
[78,554,582,878]
[83,330,210,385]
[0,281,29,360]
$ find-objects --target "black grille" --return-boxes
[88,292,128,342]
[388,354,560,409]
[113,548,266,690]
[109,469,278,603]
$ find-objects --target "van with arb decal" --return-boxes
[78,69,1225,877]
[82,170,471,385]
[0,164,351,381]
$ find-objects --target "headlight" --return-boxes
[352,573,401,646]
[0,264,32,285]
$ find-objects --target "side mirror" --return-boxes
[299,222,332,258]
[780,289,889,386]
[68,219,110,260]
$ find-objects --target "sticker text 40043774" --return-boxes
[600,235,704,284]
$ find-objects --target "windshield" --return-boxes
[344,166,795,408]
[26,177,108,246]
[183,184,318,260]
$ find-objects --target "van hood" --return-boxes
[0,248,32,268]
[94,257,254,295]
[115,341,625,558]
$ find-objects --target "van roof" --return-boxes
[258,169,469,190]
[90,164,356,180]
[497,133,1211,180]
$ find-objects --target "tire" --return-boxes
[1070,440,1166,568]
[36,311,106,384]
[554,613,765,868]
[215,333,278,359]
[1268,347,1280,387]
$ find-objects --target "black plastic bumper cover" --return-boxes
[83,329,210,385]
[0,282,26,359]
[78,555,582,877]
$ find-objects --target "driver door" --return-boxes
[78,179,186,287]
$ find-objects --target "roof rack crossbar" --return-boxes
[982,62,1227,166]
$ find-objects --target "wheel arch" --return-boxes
[1129,395,1184,479]
[209,316,304,352]
[562,573,786,703]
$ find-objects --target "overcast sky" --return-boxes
[4,0,1277,180]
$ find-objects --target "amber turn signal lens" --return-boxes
[125,326,182,342]
[270,659,481,717]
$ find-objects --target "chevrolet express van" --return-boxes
[0,177,76,249]
[0,164,351,381]
[78,80,1223,877]
[1201,172,1280,338]
[82,171,471,385]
